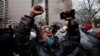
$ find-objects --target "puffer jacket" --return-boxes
[14,15,80,56]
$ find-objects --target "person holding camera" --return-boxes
[55,9,80,42]
[14,5,80,56]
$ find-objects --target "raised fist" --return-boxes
[29,5,44,17]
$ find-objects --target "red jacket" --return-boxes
[84,24,92,30]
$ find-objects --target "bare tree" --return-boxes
[75,0,100,26]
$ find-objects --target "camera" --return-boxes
[60,9,75,20]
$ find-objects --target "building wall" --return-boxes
[48,0,72,25]
[8,0,31,25]
[8,0,72,25]
[0,0,8,28]
[0,0,8,21]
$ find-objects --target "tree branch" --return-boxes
[75,11,86,20]
[90,8,100,20]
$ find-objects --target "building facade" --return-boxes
[0,0,8,27]
[8,0,31,25]
[0,0,72,27]
[33,0,72,25]
[48,0,72,25]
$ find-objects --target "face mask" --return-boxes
[30,32,37,40]
[44,38,54,47]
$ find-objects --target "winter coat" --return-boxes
[0,28,14,56]
[14,15,80,56]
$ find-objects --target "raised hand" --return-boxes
[28,5,44,17]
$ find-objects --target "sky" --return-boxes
[72,0,100,16]
[72,0,99,11]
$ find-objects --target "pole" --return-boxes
[45,0,49,25]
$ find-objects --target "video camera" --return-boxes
[60,9,75,20]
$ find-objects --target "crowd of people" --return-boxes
[0,5,100,56]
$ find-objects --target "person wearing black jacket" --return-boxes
[14,5,80,56]
[0,28,14,56]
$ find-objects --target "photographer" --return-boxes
[56,9,80,42]
[14,5,80,56]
